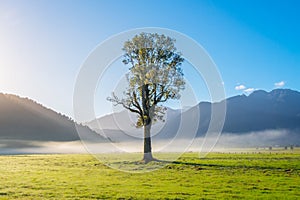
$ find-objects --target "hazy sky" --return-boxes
[0,0,299,118]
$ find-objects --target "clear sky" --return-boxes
[0,0,299,118]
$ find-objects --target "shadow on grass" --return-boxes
[169,160,298,171]
[112,158,292,170]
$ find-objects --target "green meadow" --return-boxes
[0,150,299,199]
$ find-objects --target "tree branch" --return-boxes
[107,93,142,117]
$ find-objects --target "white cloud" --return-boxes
[243,88,255,94]
[274,81,285,88]
[235,84,246,90]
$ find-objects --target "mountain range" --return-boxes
[87,89,300,145]
[0,89,299,152]
[0,93,103,150]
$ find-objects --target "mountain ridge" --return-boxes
[0,89,299,148]
[87,89,300,145]
[0,93,102,142]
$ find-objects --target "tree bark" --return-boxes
[143,122,153,163]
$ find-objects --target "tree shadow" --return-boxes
[166,160,294,171]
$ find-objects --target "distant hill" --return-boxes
[87,89,300,145]
[87,107,182,141]
[220,89,300,133]
[0,93,101,142]
[194,89,300,135]
[1,89,299,151]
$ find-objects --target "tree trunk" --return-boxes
[143,122,153,163]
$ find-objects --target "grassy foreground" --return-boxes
[0,150,299,199]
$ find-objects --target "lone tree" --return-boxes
[108,33,185,163]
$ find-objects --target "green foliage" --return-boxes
[0,150,300,199]
[108,33,185,127]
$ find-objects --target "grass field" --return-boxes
[0,149,299,199]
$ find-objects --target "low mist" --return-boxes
[0,129,298,155]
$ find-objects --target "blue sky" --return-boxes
[0,0,299,118]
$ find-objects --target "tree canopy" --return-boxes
[108,32,185,128]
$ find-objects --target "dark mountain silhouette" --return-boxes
[1,89,298,150]
[88,89,300,144]
[0,93,101,142]
[194,89,300,135]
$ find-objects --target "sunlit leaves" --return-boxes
[109,33,185,127]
